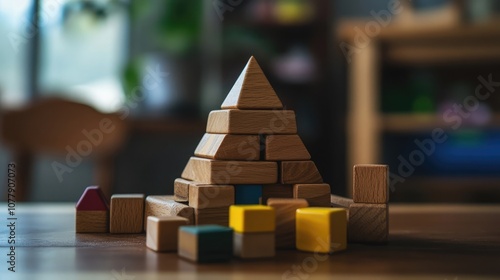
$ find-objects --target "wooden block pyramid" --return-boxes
[172,56,331,227]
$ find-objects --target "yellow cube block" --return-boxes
[296,207,347,253]
[229,205,275,233]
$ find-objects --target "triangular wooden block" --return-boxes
[221,56,283,110]
[76,186,109,211]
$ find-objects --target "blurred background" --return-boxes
[1,0,500,203]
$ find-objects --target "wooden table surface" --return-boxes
[1,203,499,280]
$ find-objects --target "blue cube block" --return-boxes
[235,185,263,204]
[178,225,233,262]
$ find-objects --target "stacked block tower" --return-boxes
[74,57,390,261]
[173,56,332,227]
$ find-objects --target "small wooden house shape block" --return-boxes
[75,186,109,233]
[171,56,331,227]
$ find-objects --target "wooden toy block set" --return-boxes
[75,57,390,262]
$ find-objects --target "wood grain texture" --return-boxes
[206,110,297,135]
[261,184,293,204]
[174,178,190,203]
[233,232,275,258]
[353,164,389,203]
[195,207,229,226]
[330,194,354,208]
[194,133,260,161]
[348,203,388,243]
[265,135,311,160]
[181,156,277,184]
[144,196,194,230]
[13,204,500,278]
[110,194,144,233]
[293,184,331,207]
[267,198,308,249]
[146,216,189,252]
[189,184,234,209]
[221,56,283,110]
[281,161,323,184]
[75,211,109,233]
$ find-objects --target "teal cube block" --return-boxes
[178,225,233,262]
[235,185,262,204]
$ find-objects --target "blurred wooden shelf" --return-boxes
[338,20,500,43]
[387,44,500,65]
[391,176,500,202]
[381,113,500,132]
[341,19,500,197]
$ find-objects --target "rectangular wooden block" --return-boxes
[281,161,323,184]
[174,178,190,203]
[233,232,275,258]
[195,207,229,226]
[330,194,354,208]
[76,211,109,233]
[235,185,262,204]
[144,195,194,230]
[110,194,145,233]
[353,164,389,204]
[348,203,388,243]
[189,184,234,209]
[206,109,297,134]
[182,156,277,184]
[146,216,190,252]
[265,135,311,160]
[261,184,293,205]
[194,133,260,161]
[293,184,331,207]
[296,208,347,253]
[178,225,233,262]
[267,198,308,249]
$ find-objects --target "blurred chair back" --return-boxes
[0,98,128,201]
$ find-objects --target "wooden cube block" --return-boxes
[267,198,308,249]
[293,184,331,207]
[206,109,297,135]
[194,133,260,161]
[189,184,234,209]
[348,203,388,243]
[234,185,262,204]
[181,156,277,184]
[353,164,389,204]
[174,178,190,203]
[146,216,190,252]
[229,205,275,233]
[144,196,194,230]
[281,161,322,184]
[195,207,229,226]
[178,225,233,262]
[110,194,144,233]
[75,186,109,233]
[265,135,310,160]
[233,232,275,258]
[296,208,347,253]
[261,184,293,204]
